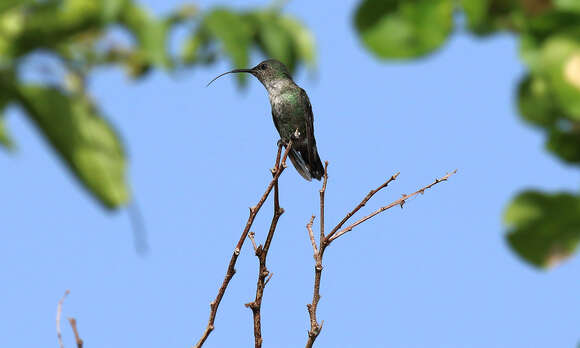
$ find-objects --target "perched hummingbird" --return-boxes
[207,59,324,181]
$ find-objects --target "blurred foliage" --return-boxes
[353,0,580,268]
[18,85,128,208]
[354,0,454,59]
[0,0,315,209]
[505,191,580,268]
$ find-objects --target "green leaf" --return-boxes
[461,0,530,36]
[555,0,580,12]
[17,86,129,209]
[354,0,453,59]
[119,2,172,76]
[519,33,543,70]
[517,75,559,128]
[524,11,580,41]
[0,0,32,13]
[0,99,13,149]
[278,16,316,68]
[0,69,15,150]
[259,21,293,69]
[5,0,109,58]
[248,12,295,71]
[536,33,580,120]
[181,27,214,65]
[546,128,580,164]
[203,8,252,84]
[0,118,12,149]
[504,191,580,268]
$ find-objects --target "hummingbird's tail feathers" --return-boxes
[289,148,312,181]
[309,147,324,181]
[288,146,324,181]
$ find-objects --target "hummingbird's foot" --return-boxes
[276,139,284,147]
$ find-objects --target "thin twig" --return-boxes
[305,163,329,348]
[57,290,70,348]
[194,142,290,348]
[328,170,457,242]
[319,162,328,244]
[306,216,318,255]
[264,272,274,286]
[305,168,456,347]
[245,143,291,348]
[67,318,83,348]
[326,172,400,241]
[248,232,258,252]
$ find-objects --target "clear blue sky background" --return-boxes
[2,1,579,347]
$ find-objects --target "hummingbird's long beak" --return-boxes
[206,68,254,87]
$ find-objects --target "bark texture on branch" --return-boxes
[194,143,291,348]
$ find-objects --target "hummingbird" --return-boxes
[207,59,324,181]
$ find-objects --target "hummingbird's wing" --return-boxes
[299,88,316,165]
[299,88,324,180]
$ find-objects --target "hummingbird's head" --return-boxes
[206,59,292,87]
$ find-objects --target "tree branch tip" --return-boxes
[265,272,274,285]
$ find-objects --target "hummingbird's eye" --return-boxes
[259,64,267,70]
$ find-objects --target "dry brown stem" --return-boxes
[67,318,84,348]
[245,143,291,348]
[56,290,70,348]
[193,142,291,348]
[305,166,456,347]
[328,170,457,242]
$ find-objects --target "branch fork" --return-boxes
[305,164,456,347]
[194,142,292,348]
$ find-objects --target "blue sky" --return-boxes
[2,1,580,347]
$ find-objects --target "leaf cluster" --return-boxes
[354,0,580,268]
[0,0,315,208]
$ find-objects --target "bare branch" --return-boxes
[319,162,328,243]
[248,232,258,252]
[193,142,291,348]
[328,170,457,242]
[67,318,83,348]
[306,216,318,255]
[56,290,70,348]
[325,172,400,241]
[305,162,329,348]
[246,143,291,348]
[264,272,274,286]
[305,168,456,347]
